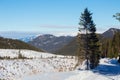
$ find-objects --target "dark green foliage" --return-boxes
[88,23,100,69]
[112,32,120,56]
[78,8,100,69]
[113,13,120,22]
[79,8,92,29]
[89,34,100,69]
[100,39,112,58]
[0,37,43,51]
[100,32,120,58]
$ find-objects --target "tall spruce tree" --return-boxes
[78,8,100,69]
[88,20,100,69]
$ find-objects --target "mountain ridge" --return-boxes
[102,28,120,39]
[0,28,120,55]
[28,34,74,53]
[54,28,120,55]
[0,37,43,52]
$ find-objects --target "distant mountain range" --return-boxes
[54,28,120,55]
[19,36,37,42]
[0,31,41,41]
[0,28,120,55]
[28,34,74,53]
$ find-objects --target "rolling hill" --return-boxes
[0,37,43,52]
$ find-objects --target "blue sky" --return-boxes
[0,0,120,35]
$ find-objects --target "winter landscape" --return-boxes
[1,49,120,80]
[0,0,120,80]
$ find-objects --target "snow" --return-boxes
[1,49,120,80]
[0,49,55,58]
[0,49,76,80]
[80,59,90,70]
[65,70,111,80]
[22,58,120,80]
[22,71,77,80]
[66,58,120,80]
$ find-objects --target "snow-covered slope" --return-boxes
[0,49,55,58]
[23,58,120,80]
[1,49,120,80]
[0,49,76,80]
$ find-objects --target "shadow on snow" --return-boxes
[93,59,120,76]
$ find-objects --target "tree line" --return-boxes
[101,32,120,58]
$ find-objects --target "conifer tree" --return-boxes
[88,20,100,69]
[78,8,100,69]
[76,33,85,67]
[113,13,120,22]
[112,32,120,58]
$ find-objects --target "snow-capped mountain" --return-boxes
[19,36,37,42]
[28,34,74,53]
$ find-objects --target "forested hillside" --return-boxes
[0,37,43,52]
[101,31,120,58]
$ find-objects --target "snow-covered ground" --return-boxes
[1,49,120,80]
[66,58,120,80]
[22,58,120,80]
[0,49,76,80]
